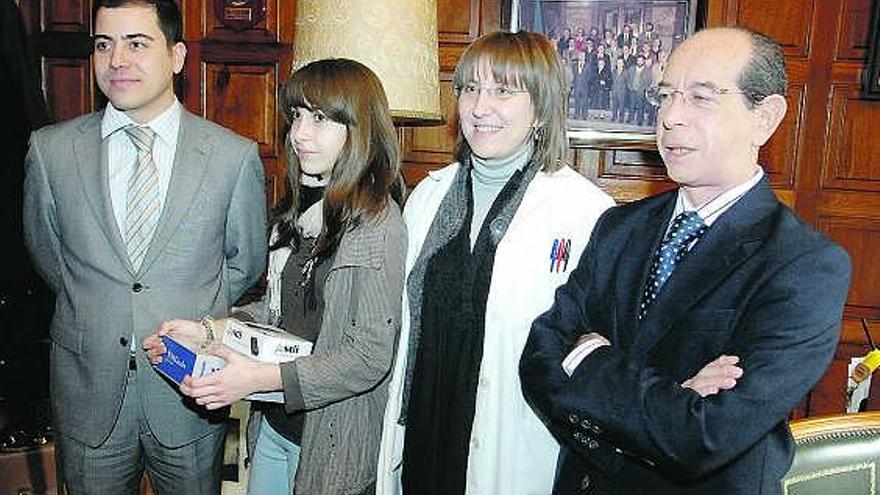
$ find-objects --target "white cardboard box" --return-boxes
[222,319,313,402]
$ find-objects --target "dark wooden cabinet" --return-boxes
[181,0,295,206]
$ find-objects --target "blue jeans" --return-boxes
[246,416,301,495]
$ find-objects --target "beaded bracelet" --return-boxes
[200,315,216,342]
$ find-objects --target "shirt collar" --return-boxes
[676,166,765,226]
[101,98,181,146]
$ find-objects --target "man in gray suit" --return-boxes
[626,54,653,126]
[23,1,267,493]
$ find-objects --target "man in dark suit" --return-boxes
[572,53,592,120]
[610,57,628,123]
[617,24,635,50]
[519,27,851,495]
[639,21,657,49]
[23,1,267,493]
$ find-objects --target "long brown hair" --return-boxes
[452,31,569,172]
[274,58,403,258]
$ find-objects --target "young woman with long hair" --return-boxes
[144,58,406,495]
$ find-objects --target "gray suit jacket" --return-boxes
[24,108,268,448]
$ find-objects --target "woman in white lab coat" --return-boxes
[377,31,615,495]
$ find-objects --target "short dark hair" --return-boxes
[737,30,787,108]
[93,0,183,45]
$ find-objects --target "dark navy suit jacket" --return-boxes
[520,179,851,494]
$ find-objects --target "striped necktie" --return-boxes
[638,211,708,319]
[124,126,160,271]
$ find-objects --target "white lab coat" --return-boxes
[377,163,615,495]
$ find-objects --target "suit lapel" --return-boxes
[631,180,779,356]
[139,111,212,274]
[614,195,675,349]
[74,113,134,273]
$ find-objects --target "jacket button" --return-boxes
[569,413,579,425]
[587,439,599,450]
[132,283,143,293]
[119,337,129,347]
[579,473,592,492]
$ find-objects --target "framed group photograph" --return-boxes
[511,0,700,148]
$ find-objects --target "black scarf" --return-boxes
[401,156,538,494]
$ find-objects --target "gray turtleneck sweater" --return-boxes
[469,142,534,246]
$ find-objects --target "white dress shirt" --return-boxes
[102,100,181,237]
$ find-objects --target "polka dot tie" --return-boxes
[638,211,708,319]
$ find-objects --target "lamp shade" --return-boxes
[293,0,442,125]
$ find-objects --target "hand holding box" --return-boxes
[222,319,313,402]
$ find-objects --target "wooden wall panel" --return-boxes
[401,80,458,186]
[573,145,672,204]
[203,63,279,157]
[34,0,93,120]
[818,217,880,313]
[44,0,88,33]
[204,0,288,43]
[758,83,804,189]
[43,59,91,122]
[822,86,880,192]
[834,0,872,60]
[438,0,479,37]
[731,0,815,58]
[182,0,294,206]
[603,150,664,179]
[819,192,880,224]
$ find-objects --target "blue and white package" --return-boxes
[154,336,225,384]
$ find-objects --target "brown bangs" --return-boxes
[283,64,356,128]
[453,33,539,94]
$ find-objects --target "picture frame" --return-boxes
[863,0,880,99]
[510,0,702,149]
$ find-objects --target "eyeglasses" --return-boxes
[645,85,763,110]
[455,82,529,102]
